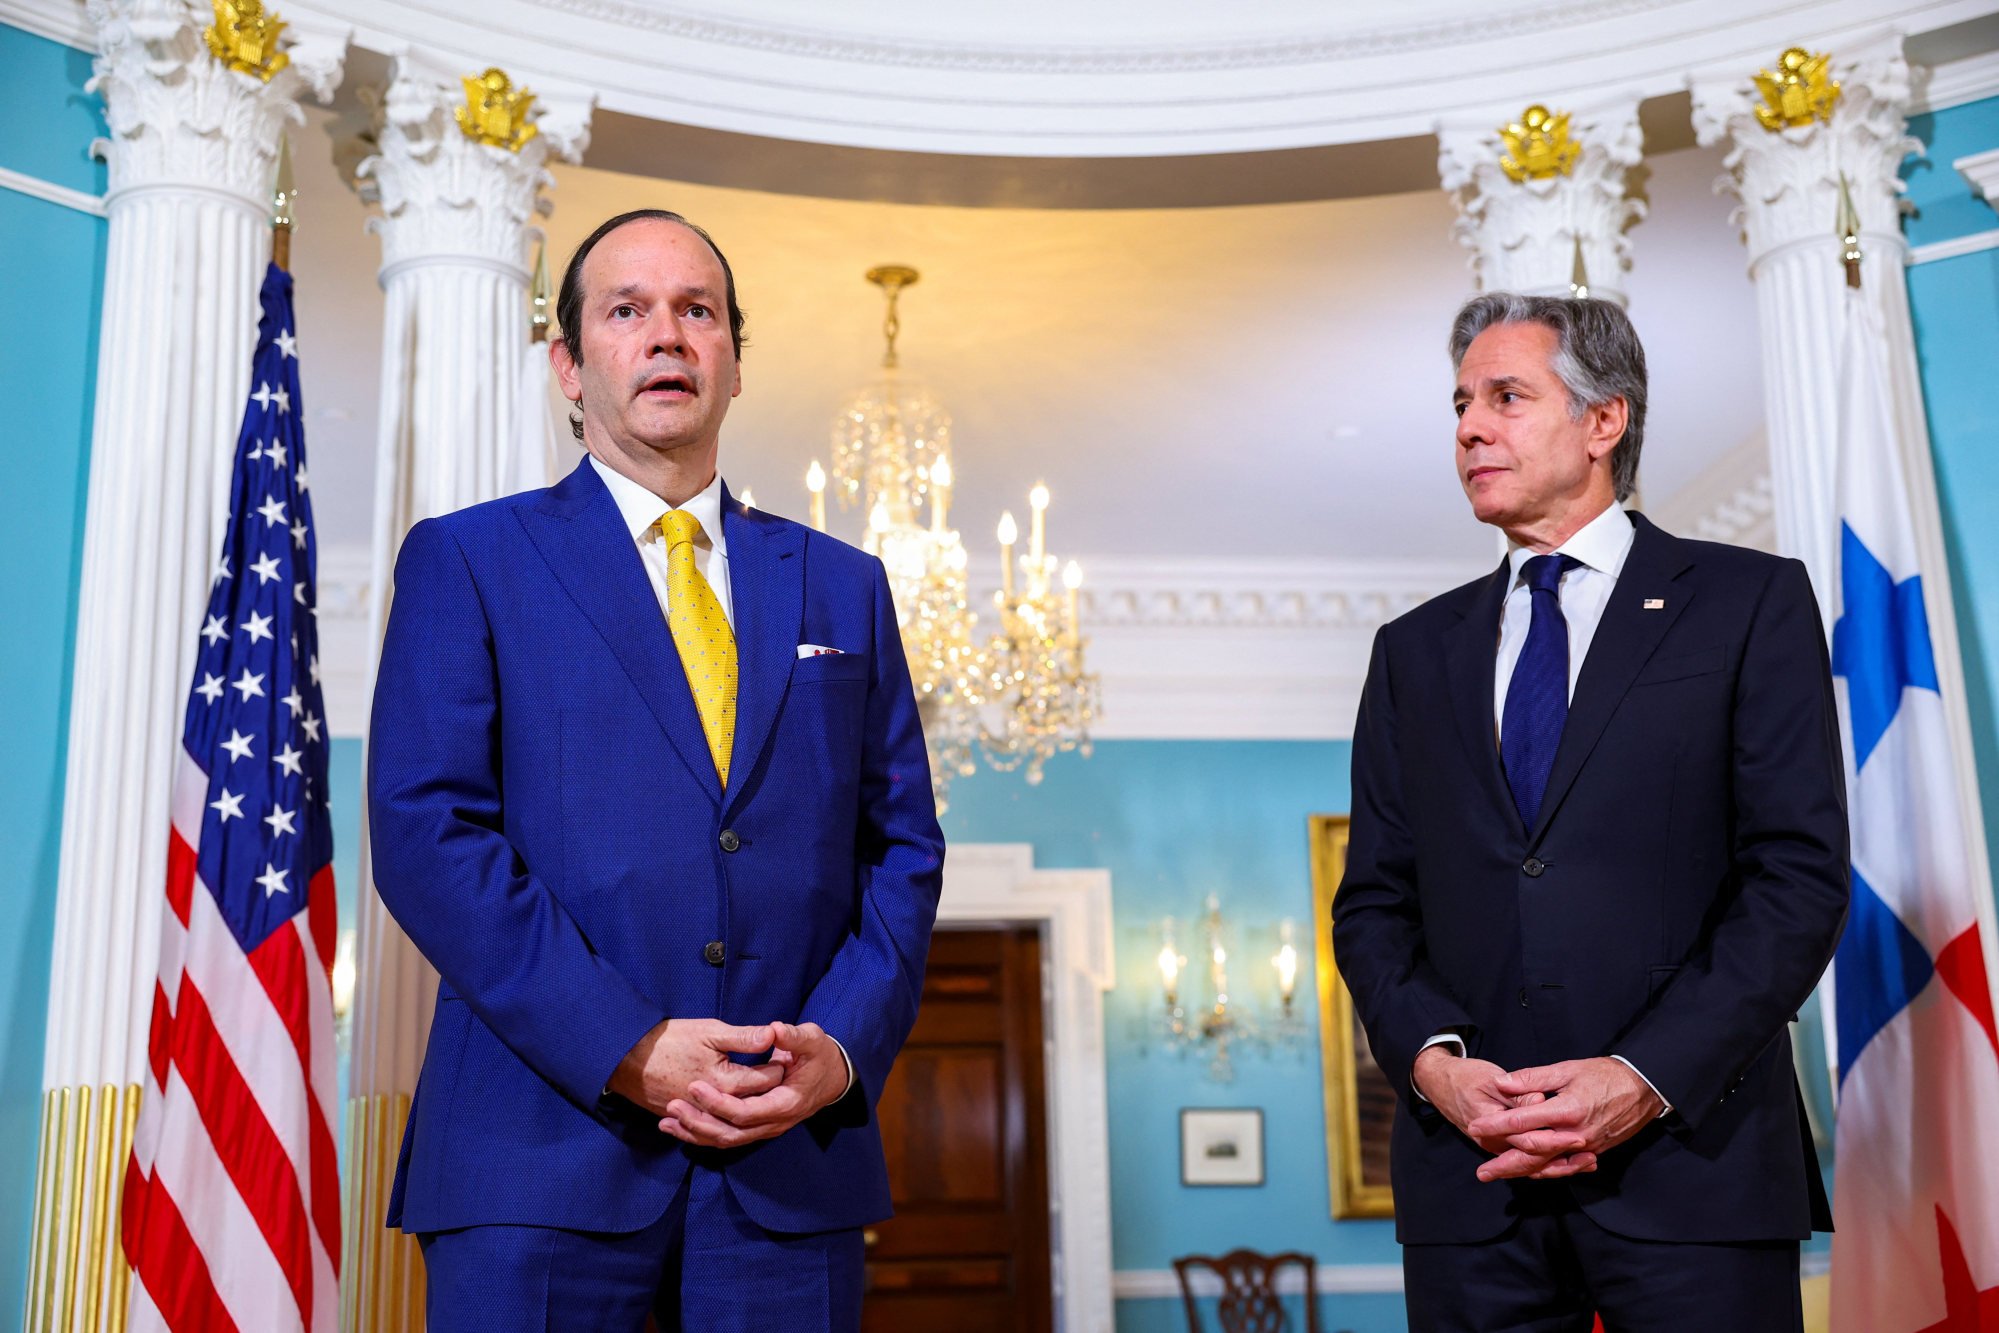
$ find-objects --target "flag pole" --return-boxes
[271,134,297,272]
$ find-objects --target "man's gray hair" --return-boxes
[1448,293,1648,503]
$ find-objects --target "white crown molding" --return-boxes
[0,0,91,48]
[0,163,104,214]
[317,543,1485,742]
[1958,147,1999,204]
[1911,49,1999,115]
[1909,227,1999,264]
[1647,434,1776,555]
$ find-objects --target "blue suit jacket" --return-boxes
[1332,514,1847,1245]
[368,457,945,1236]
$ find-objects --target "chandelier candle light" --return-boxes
[801,265,1098,807]
[1152,901,1308,1082]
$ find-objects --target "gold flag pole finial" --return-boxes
[271,134,297,271]
[1498,104,1581,184]
[1753,47,1841,131]
[1569,235,1590,300]
[457,69,540,151]
[530,240,552,343]
[1837,173,1864,290]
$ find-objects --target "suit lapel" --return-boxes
[517,458,721,807]
[721,484,805,819]
[1528,513,1695,846]
[1444,559,1517,822]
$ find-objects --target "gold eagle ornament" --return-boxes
[457,69,540,152]
[1498,105,1581,184]
[1753,48,1841,131]
[205,0,289,82]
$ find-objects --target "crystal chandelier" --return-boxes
[802,266,1099,809]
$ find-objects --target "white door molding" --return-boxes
[937,843,1115,1333]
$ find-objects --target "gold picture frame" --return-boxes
[1309,814,1397,1219]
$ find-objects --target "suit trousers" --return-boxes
[1402,1183,1802,1333]
[418,1164,866,1333]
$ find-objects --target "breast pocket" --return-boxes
[1635,645,1726,686]
[790,652,871,686]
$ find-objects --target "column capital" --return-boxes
[1691,33,1917,275]
[86,0,347,211]
[356,55,595,279]
[1436,95,1645,305]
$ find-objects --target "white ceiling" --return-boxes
[289,105,1764,567]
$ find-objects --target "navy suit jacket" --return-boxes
[1332,513,1848,1245]
[368,457,945,1236]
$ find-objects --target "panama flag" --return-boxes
[1828,285,1999,1332]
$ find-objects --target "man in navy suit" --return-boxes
[368,209,945,1331]
[1333,294,1848,1332]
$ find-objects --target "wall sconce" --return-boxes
[1150,897,1309,1082]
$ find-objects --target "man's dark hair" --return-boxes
[554,208,748,440]
[1448,292,1648,503]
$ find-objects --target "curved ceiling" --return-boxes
[289,0,1993,156]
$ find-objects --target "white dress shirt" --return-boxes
[1420,502,1669,1115]
[588,454,856,1097]
[590,455,734,629]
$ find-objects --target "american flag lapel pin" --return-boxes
[1643,598,1666,610]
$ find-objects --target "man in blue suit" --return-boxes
[1333,295,1847,1331]
[368,209,945,1331]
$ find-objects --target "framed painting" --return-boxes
[1309,813,1397,1219]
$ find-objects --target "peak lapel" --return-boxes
[721,486,805,818]
[1443,559,1516,821]
[1528,514,1694,846]
[517,459,722,807]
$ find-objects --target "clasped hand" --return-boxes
[606,1018,849,1149]
[1411,1048,1664,1182]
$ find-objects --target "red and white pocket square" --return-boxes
[796,644,847,659]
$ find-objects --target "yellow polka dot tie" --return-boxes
[659,509,737,787]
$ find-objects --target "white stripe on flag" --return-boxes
[144,1070,301,1333]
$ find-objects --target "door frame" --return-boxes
[934,844,1114,1333]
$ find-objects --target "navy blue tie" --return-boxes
[1502,554,1580,832]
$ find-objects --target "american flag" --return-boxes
[122,263,342,1332]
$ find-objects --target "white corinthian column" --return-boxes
[1693,37,1995,951]
[340,57,590,1332]
[28,5,345,1332]
[1437,95,1646,306]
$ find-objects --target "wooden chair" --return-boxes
[1172,1249,1322,1333]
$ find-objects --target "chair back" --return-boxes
[1171,1249,1321,1333]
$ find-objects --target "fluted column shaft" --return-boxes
[29,4,344,1331]
[341,59,589,1332]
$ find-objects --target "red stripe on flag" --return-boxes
[1935,923,1999,1063]
[165,827,196,927]
[170,978,315,1325]
[148,981,171,1089]
[246,919,343,1261]
[247,924,311,1091]
[120,1155,148,1263]
[124,1162,241,1333]
[307,865,336,974]
[308,1092,340,1264]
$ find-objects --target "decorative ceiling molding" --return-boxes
[0,0,89,48]
[1911,48,1999,114]
[526,0,1677,76]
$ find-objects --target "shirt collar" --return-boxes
[1506,502,1634,584]
[589,453,728,554]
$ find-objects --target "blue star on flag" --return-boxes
[1831,521,1939,770]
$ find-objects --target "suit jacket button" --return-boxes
[1522,857,1546,878]
[719,829,742,853]
[1518,987,1531,1008]
[703,940,727,967]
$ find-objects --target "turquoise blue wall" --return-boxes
[1905,94,1999,890]
[940,741,1407,1333]
[0,22,104,1333]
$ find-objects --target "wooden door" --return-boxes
[864,927,1053,1333]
